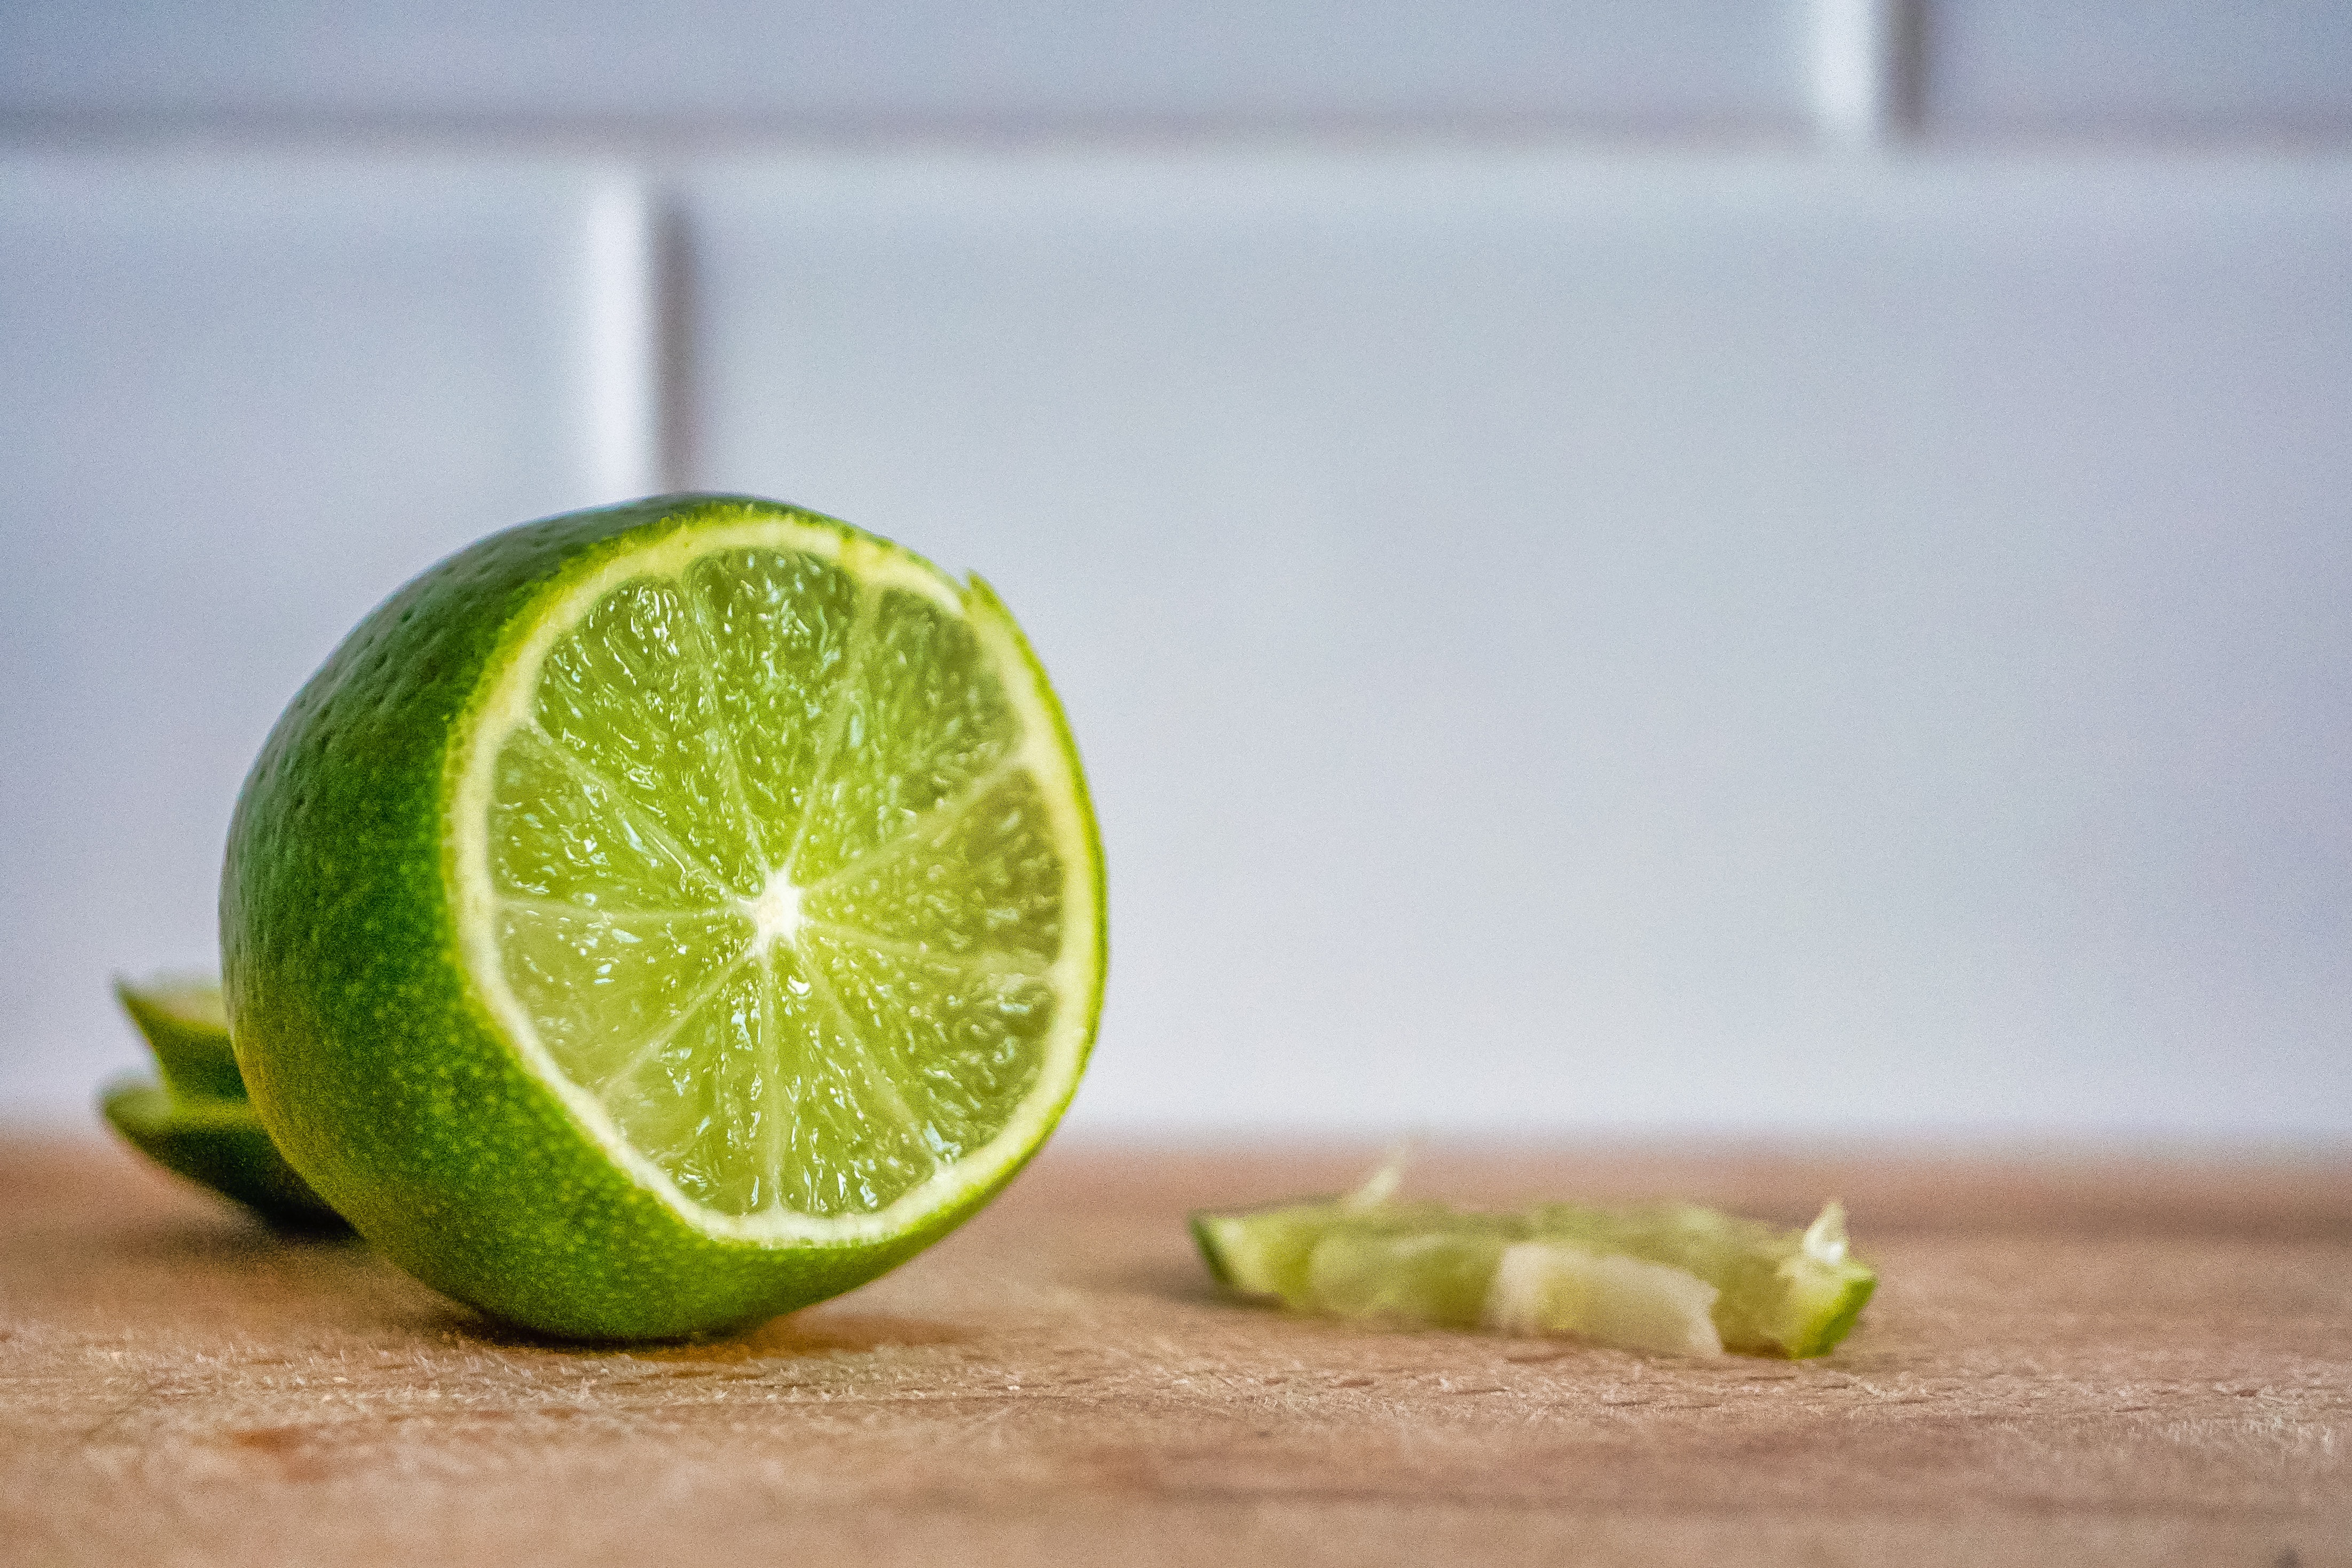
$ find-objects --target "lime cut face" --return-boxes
[457,518,1095,1244]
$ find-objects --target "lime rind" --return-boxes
[1308,1227,1506,1329]
[100,1080,344,1227]
[102,979,344,1228]
[115,975,245,1101]
[1192,1189,1876,1359]
[1783,1270,1877,1359]
[1193,1201,1340,1301]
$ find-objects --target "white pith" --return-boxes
[742,870,805,951]
[447,515,1100,1247]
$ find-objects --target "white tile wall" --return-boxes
[688,151,2352,1137]
[1,1,1810,135]
[0,155,653,1115]
[1928,1,2352,137]
[2,4,2348,1136]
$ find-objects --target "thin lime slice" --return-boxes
[115,975,244,1101]
[100,1080,343,1228]
[1194,1179,1875,1359]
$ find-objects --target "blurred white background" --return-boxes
[3,2,2347,1138]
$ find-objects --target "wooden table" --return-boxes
[4,1137,2346,1566]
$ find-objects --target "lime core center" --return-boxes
[743,871,804,950]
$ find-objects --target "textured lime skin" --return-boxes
[223,494,1105,1340]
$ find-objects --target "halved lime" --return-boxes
[1194,1180,1875,1358]
[225,495,1105,1338]
[103,976,344,1227]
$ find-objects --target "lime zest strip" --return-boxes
[113,974,243,1102]
[1803,1200,1849,1262]
[1341,1138,1419,1210]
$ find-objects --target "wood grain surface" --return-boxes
[3,1136,2347,1567]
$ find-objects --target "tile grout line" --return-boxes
[1809,0,1921,153]
[580,168,664,502]
[650,176,702,494]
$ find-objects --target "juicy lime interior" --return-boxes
[455,520,1095,1241]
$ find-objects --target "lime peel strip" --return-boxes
[1193,1158,1878,1360]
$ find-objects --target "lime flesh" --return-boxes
[1194,1192,1875,1358]
[473,535,1078,1232]
[225,495,1104,1338]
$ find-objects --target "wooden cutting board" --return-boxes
[3,1136,2346,1566]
